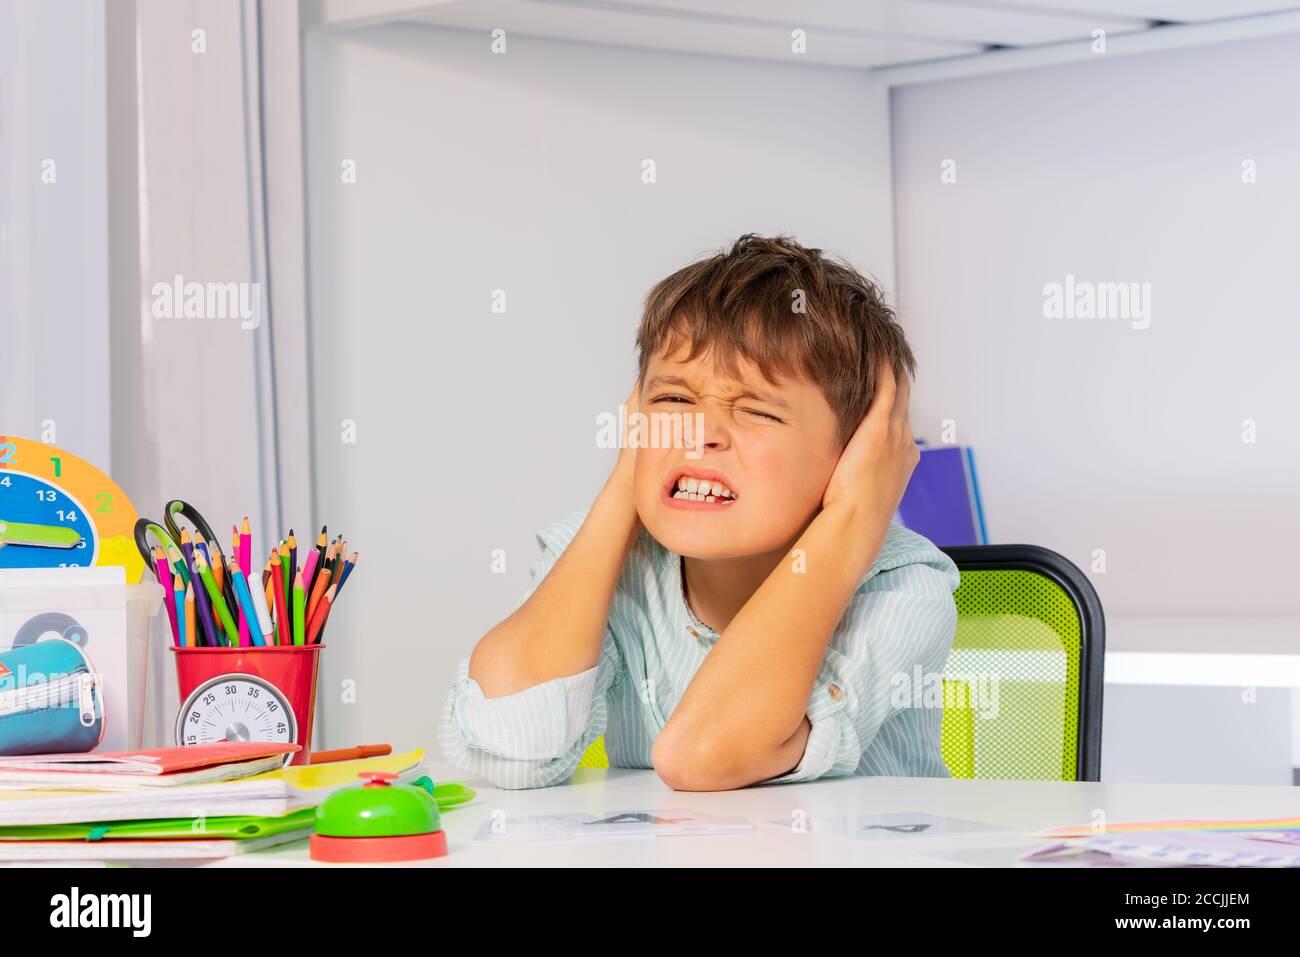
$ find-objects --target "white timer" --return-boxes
[175,672,298,761]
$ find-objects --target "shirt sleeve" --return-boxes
[438,512,625,790]
[760,542,960,785]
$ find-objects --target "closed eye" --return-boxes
[653,394,783,423]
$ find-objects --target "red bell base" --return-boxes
[310,830,448,863]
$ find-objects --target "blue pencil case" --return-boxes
[0,638,105,755]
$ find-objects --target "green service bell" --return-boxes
[310,771,449,863]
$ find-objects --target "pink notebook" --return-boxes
[0,743,299,789]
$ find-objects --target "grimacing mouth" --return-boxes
[665,469,738,503]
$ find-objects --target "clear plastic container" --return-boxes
[0,581,164,751]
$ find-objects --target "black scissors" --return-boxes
[133,500,228,596]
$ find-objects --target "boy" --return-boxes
[439,234,960,791]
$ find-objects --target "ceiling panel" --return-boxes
[941,0,1300,24]
[584,0,1148,46]
[404,0,982,67]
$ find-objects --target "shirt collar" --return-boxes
[669,551,718,640]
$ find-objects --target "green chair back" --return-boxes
[940,545,1104,781]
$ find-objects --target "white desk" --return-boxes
[209,761,1300,867]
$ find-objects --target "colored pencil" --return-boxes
[155,550,179,644]
[231,524,248,647]
[152,546,169,586]
[184,582,196,648]
[306,554,332,622]
[248,562,276,645]
[180,527,194,569]
[287,529,297,588]
[317,543,337,600]
[209,537,225,593]
[292,570,306,646]
[331,541,347,586]
[173,573,186,648]
[336,552,357,594]
[311,526,327,587]
[229,567,264,647]
[263,561,275,620]
[270,551,290,647]
[301,548,320,600]
[315,552,356,642]
[278,542,292,627]
[205,530,237,614]
[191,560,218,646]
[305,584,335,644]
[194,550,238,646]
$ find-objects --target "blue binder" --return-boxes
[896,443,988,547]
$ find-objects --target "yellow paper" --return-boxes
[247,749,425,791]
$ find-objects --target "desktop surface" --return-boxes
[205,760,1300,868]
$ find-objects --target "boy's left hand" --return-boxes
[821,359,919,525]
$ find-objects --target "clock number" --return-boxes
[56,510,78,523]
[267,700,278,713]
[96,492,113,513]
[225,684,237,695]
[36,489,56,502]
[277,722,287,735]
[0,476,10,487]
[49,457,61,477]
[247,686,260,698]
[203,692,215,705]
[0,442,14,464]
[189,710,201,724]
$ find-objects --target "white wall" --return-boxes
[892,32,1300,618]
[0,0,109,465]
[103,0,312,748]
[891,31,1300,780]
[302,24,898,750]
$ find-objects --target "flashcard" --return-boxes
[768,811,1001,840]
[474,808,753,842]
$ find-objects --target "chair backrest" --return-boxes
[578,543,1105,780]
[940,544,1105,782]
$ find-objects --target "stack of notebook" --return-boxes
[0,743,467,861]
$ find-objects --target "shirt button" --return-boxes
[828,683,843,701]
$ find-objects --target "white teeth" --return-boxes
[671,475,737,502]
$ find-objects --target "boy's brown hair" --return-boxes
[636,233,916,449]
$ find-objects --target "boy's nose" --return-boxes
[694,400,732,451]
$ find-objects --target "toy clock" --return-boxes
[0,435,145,582]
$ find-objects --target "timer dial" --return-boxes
[176,673,298,759]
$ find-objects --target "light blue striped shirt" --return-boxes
[439,509,961,790]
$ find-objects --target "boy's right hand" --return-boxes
[610,378,642,489]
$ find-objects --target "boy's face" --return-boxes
[633,341,843,560]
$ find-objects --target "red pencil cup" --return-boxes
[171,644,325,766]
